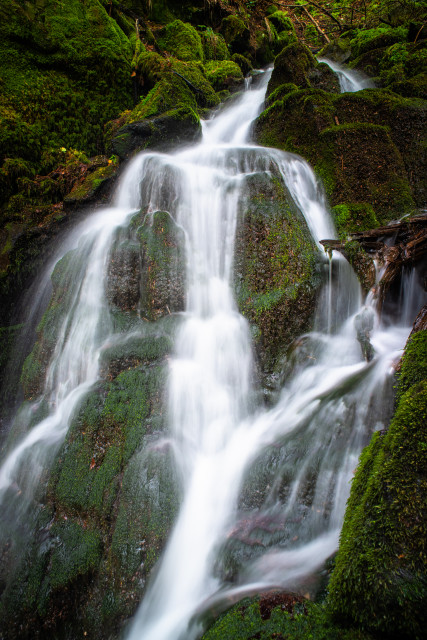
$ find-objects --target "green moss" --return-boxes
[49,520,101,589]
[268,10,294,33]
[127,74,197,122]
[157,19,203,61]
[328,331,427,639]
[332,203,379,238]
[398,331,427,399]
[136,50,169,88]
[265,82,298,106]
[267,42,316,94]
[231,53,253,75]
[202,596,374,640]
[110,445,179,581]
[221,15,249,47]
[204,60,244,91]
[137,210,186,320]
[102,365,167,464]
[0,0,133,161]
[201,28,230,62]
[350,26,408,58]
[319,123,415,224]
[64,163,116,204]
[234,172,319,373]
[19,247,89,398]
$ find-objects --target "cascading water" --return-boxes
[0,67,413,640]
[124,73,409,639]
[318,57,375,92]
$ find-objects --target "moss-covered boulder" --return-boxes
[201,29,230,61]
[220,15,251,55]
[255,85,423,227]
[0,310,178,639]
[201,592,374,639]
[156,19,204,61]
[267,43,317,94]
[64,160,118,209]
[234,171,320,375]
[137,210,186,321]
[333,90,427,209]
[328,330,427,639]
[111,107,202,159]
[205,60,244,92]
[319,122,414,224]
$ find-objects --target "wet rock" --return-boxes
[107,239,141,313]
[266,42,317,95]
[354,306,375,362]
[64,163,117,210]
[137,210,186,321]
[233,171,320,375]
[111,107,202,160]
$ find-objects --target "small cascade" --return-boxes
[318,57,375,92]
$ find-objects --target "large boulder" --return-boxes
[234,170,320,376]
[111,107,202,159]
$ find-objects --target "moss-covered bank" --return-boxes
[328,329,427,639]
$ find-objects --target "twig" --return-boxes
[302,5,331,43]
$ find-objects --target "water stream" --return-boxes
[318,57,376,92]
[0,66,414,639]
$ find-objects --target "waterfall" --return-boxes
[0,68,412,639]
[318,57,375,92]
[124,73,409,639]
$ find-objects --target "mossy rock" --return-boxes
[255,87,335,162]
[110,441,179,600]
[267,42,317,96]
[333,90,427,208]
[233,171,320,374]
[331,202,379,238]
[202,29,230,61]
[19,248,83,399]
[99,333,172,380]
[204,60,244,92]
[220,15,250,55]
[156,19,204,61]
[350,26,408,58]
[137,210,186,321]
[319,123,415,224]
[265,82,299,107]
[106,235,141,313]
[231,53,253,75]
[134,50,169,91]
[255,86,421,227]
[48,519,102,590]
[309,62,341,93]
[111,106,202,159]
[328,332,427,638]
[267,10,294,34]
[0,0,133,162]
[201,594,375,639]
[389,72,427,100]
[340,239,376,293]
[64,162,117,209]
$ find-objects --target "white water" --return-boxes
[318,57,375,92]
[125,72,409,640]
[0,68,411,640]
